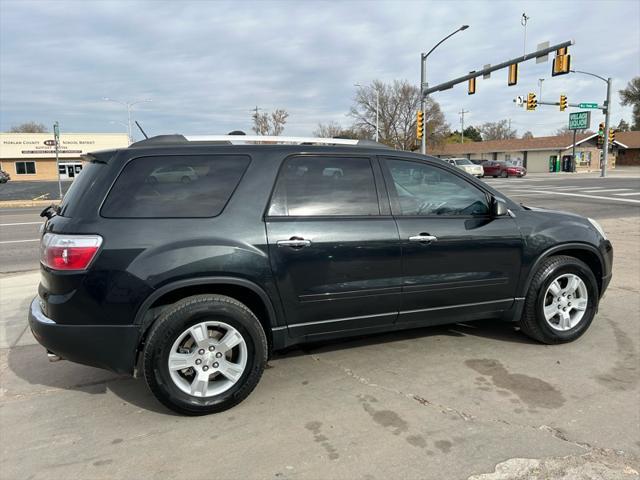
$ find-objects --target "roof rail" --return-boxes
[129,135,389,148]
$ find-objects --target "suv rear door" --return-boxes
[381,156,523,326]
[265,154,401,338]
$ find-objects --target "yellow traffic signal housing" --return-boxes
[526,92,537,111]
[508,64,518,86]
[559,94,568,111]
[552,47,571,76]
[416,110,424,139]
[608,128,615,143]
[597,122,605,148]
[468,72,476,95]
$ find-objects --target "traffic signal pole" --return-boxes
[601,77,612,178]
[420,54,427,154]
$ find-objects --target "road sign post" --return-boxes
[53,122,63,200]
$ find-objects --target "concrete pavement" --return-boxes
[0,216,638,479]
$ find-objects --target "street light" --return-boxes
[354,83,380,142]
[103,97,152,144]
[538,78,545,98]
[570,69,612,177]
[420,25,469,154]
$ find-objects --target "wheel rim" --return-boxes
[542,273,589,331]
[168,321,248,398]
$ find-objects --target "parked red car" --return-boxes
[481,160,526,178]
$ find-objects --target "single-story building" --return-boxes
[615,130,640,165]
[429,132,631,173]
[0,132,129,181]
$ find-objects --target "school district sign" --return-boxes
[569,111,591,130]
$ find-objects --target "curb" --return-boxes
[0,199,60,209]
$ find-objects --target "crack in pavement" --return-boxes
[309,353,614,455]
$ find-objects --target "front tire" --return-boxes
[143,294,268,415]
[519,255,598,344]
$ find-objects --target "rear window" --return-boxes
[59,162,105,217]
[101,155,250,218]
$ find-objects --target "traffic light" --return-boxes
[526,92,537,111]
[559,94,568,111]
[416,110,424,139]
[597,122,605,148]
[609,128,615,143]
[507,64,518,86]
[552,46,571,76]
[468,72,476,95]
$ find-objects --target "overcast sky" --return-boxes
[1,0,638,140]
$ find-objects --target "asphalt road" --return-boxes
[0,180,72,201]
[0,172,639,479]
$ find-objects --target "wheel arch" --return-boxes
[520,243,604,298]
[134,277,279,354]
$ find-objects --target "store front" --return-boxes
[0,132,128,182]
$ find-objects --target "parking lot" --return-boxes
[1,171,639,479]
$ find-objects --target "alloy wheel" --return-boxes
[542,273,589,331]
[168,321,248,397]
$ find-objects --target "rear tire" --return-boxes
[143,294,268,415]
[519,255,598,344]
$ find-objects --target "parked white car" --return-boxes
[445,158,484,178]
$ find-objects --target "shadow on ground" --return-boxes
[6,318,535,414]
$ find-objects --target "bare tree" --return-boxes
[349,80,448,150]
[521,131,534,139]
[9,121,48,133]
[478,120,517,141]
[554,126,572,136]
[313,122,344,138]
[252,108,289,136]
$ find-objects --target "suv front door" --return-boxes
[381,157,523,326]
[266,155,401,338]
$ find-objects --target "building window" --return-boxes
[16,161,36,175]
[504,154,511,161]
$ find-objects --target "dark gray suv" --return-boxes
[29,135,613,415]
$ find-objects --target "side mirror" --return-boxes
[491,196,509,217]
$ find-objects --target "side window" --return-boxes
[268,156,379,216]
[101,155,250,218]
[385,159,489,216]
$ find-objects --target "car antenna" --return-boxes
[135,121,149,139]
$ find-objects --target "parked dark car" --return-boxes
[482,160,527,178]
[29,135,612,415]
[0,169,10,183]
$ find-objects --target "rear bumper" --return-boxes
[28,297,140,375]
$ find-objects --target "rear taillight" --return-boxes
[40,233,103,271]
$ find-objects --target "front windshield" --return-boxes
[455,159,473,165]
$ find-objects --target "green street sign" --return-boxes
[569,111,591,130]
[578,102,599,109]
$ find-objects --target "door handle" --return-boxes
[276,237,312,248]
[409,234,438,243]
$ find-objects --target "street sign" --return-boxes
[569,111,591,130]
[578,102,599,109]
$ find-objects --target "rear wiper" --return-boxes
[40,204,61,219]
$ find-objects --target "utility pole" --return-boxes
[459,109,469,143]
[53,121,62,200]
